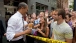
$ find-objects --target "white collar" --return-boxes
[16,11,23,18]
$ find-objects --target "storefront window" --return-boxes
[36,2,48,15]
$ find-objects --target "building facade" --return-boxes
[0,0,69,17]
[0,0,57,43]
[0,0,5,17]
[3,0,57,15]
[57,0,68,9]
[27,0,57,14]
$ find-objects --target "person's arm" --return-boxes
[45,27,49,37]
[6,17,31,41]
[51,32,54,39]
[34,24,40,28]
[37,27,49,37]
[34,19,40,28]
[48,20,51,25]
[65,39,72,43]
[65,27,73,43]
[14,28,31,38]
[37,29,45,36]
[6,17,18,41]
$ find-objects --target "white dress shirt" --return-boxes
[24,21,28,26]
[24,21,28,30]
[6,11,24,41]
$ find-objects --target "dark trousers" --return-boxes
[9,38,24,43]
[0,37,2,43]
[26,35,34,43]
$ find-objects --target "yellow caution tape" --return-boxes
[26,35,66,43]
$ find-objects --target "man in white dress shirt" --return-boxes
[6,2,31,43]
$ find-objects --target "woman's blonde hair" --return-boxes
[39,17,48,33]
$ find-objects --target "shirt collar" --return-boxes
[17,11,23,18]
[57,20,66,26]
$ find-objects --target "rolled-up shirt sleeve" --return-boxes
[6,17,17,41]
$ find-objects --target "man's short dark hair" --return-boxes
[55,8,66,19]
[18,2,28,10]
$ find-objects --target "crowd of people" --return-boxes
[0,2,76,43]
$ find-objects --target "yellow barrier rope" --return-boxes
[26,35,66,43]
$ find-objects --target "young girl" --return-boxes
[36,17,49,43]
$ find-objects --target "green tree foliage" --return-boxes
[69,1,74,9]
